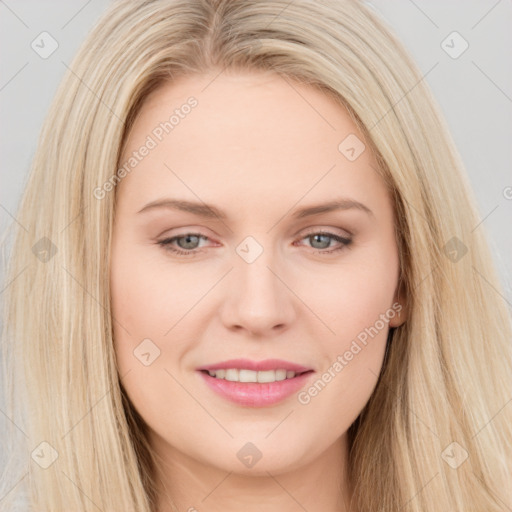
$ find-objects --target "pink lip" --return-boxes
[196,359,315,407]
[198,371,314,407]
[197,358,312,373]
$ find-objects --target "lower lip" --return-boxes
[198,370,314,407]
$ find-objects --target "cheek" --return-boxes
[297,290,392,434]
[306,244,399,342]
[331,266,398,343]
[298,243,398,415]
[110,245,171,374]
[110,248,190,427]
[110,245,201,339]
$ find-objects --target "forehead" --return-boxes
[117,70,385,213]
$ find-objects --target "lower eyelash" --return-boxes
[304,232,352,254]
[158,233,207,257]
[158,232,352,256]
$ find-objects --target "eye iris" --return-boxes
[310,234,331,249]
[177,235,200,250]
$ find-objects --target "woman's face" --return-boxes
[110,70,404,478]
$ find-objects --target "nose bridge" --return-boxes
[222,235,295,333]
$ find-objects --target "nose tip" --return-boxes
[219,250,296,336]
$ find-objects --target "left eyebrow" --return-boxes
[291,198,374,219]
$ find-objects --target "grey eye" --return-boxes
[176,234,201,250]
[308,234,332,249]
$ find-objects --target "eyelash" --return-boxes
[157,231,352,257]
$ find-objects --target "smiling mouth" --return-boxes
[199,368,313,383]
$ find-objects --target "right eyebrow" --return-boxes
[137,198,227,219]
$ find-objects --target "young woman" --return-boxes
[2,1,511,511]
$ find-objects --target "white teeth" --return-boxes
[257,370,276,383]
[275,369,287,381]
[239,369,258,382]
[225,369,239,381]
[215,369,226,379]
[206,368,298,383]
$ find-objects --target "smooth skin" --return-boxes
[110,70,406,512]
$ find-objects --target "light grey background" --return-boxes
[0,1,511,504]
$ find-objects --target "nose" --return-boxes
[219,245,296,337]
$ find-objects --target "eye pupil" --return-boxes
[310,234,330,249]
[178,235,200,249]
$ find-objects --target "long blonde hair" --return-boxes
[1,0,511,510]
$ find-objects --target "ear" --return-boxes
[389,283,408,328]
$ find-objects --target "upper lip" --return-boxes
[198,358,313,373]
